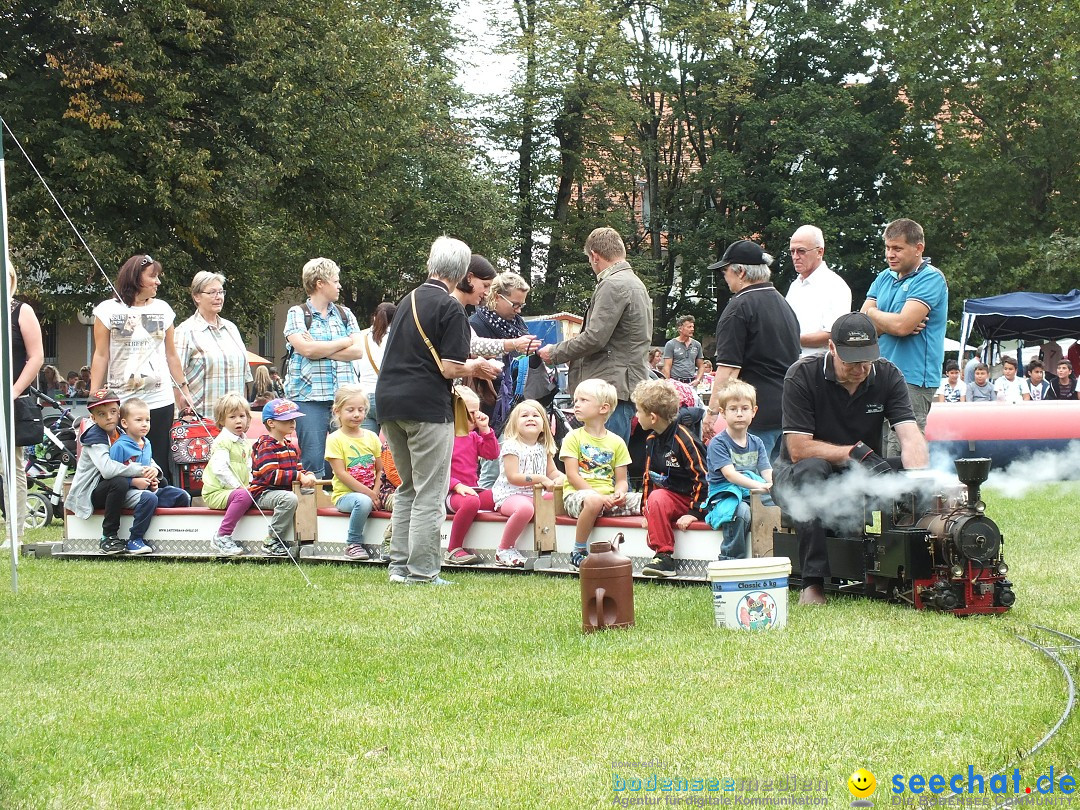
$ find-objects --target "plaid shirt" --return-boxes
[175,312,253,415]
[249,434,306,498]
[283,300,360,402]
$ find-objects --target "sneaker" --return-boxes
[444,548,478,565]
[389,573,410,584]
[126,538,152,555]
[425,576,454,586]
[495,547,526,568]
[99,535,126,556]
[569,548,588,570]
[212,534,243,557]
[345,544,370,561]
[262,538,289,557]
[642,553,677,578]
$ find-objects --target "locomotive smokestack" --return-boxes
[954,457,992,506]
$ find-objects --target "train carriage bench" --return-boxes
[55,482,781,582]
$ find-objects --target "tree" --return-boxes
[884,0,1080,311]
[0,0,511,331]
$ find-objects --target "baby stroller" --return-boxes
[0,389,79,529]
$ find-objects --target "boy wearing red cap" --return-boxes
[249,398,317,556]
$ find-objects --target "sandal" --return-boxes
[444,548,478,565]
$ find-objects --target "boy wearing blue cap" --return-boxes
[250,398,317,556]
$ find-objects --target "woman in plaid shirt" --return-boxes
[283,258,364,477]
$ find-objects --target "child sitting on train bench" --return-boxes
[250,398,317,557]
[559,378,642,570]
[106,396,191,554]
[702,381,772,560]
[632,379,708,578]
[67,391,170,555]
[201,392,255,557]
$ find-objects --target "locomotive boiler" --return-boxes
[774,458,1014,615]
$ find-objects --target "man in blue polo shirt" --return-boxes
[861,219,947,455]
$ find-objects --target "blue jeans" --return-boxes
[336,492,374,545]
[361,398,380,435]
[755,429,782,463]
[294,400,333,478]
[718,500,751,560]
[130,486,190,541]
[607,400,636,445]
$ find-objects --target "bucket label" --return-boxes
[711,578,787,592]
[734,590,779,630]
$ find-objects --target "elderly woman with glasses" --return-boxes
[89,253,188,478]
[175,271,252,417]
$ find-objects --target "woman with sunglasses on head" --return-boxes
[89,254,187,479]
[175,271,252,417]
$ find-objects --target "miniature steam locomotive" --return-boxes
[773,458,1014,615]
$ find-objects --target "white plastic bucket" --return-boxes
[708,557,792,630]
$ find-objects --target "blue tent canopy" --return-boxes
[960,290,1080,347]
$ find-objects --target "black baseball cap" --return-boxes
[831,313,879,363]
[707,239,764,271]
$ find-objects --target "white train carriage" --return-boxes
[52,483,780,581]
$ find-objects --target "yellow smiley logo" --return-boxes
[848,768,877,799]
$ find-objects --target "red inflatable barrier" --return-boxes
[926,401,1080,442]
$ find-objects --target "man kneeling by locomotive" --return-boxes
[773,312,929,606]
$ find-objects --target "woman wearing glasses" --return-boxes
[466,266,541,485]
[89,254,188,478]
[175,271,252,417]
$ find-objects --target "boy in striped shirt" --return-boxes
[250,399,317,556]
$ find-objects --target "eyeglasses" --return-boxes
[788,247,820,256]
[201,289,226,298]
[140,255,154,267]
[498,293,524,312]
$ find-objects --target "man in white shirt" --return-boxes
[784,225,852,357]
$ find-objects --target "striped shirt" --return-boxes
[175,312,253,416]
[249,434,306,498]
[283,300,360,402]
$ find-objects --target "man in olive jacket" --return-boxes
[539,227,652,443]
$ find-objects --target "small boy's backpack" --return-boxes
[281,302,347,378]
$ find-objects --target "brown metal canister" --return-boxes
[580,533,635,633]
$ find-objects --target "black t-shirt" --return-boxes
[779,353,916,463]
[375,281,471,423]
[10,300,28,385]
[713,283,801,431]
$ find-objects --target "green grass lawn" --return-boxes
[1,486,1078,809]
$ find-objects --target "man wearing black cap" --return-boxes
[773,312,928,605]
[705,240,801,459]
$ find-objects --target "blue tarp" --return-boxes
[960,290,1080,344]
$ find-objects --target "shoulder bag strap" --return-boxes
[364,331,380,375]
[411,289,446,373]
